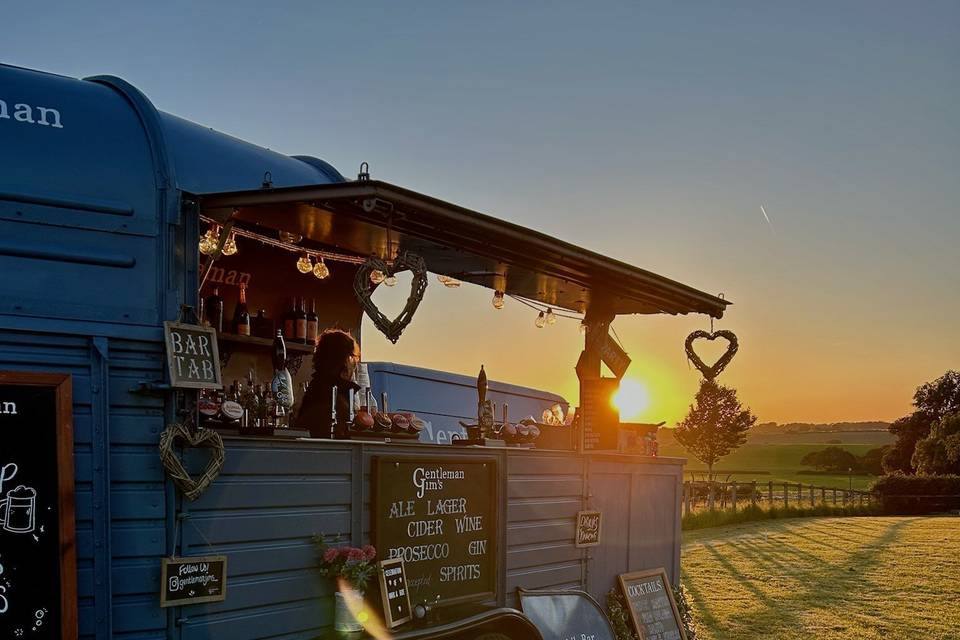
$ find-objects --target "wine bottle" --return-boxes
[205,287,224,333]
[306,298,319,344]
[234,283,251,336]
[295,297,308,343]
[283,297,296,340]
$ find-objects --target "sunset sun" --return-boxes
[613,377,652,422]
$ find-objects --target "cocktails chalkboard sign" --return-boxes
[159,556,228,607]
[373,456,498,607]
[378,558,412,628]
[0,372,76,640]
[163,321,222,389]
[618,568,687,640]
[517,588,616,640]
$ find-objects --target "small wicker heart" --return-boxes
[159,422,225,501]
[354,251,428,344]
[685,330,739,380]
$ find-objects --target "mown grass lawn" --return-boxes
[681,516,960,640]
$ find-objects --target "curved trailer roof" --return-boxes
[199,180,731,318]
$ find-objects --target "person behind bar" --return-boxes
[294,329,361,438]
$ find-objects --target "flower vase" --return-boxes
[334,587,365,633]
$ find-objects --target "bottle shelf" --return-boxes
[216,332,315,354]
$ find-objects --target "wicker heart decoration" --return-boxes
[159,422,225,501]
[684,329,739,381]
[354,251,428,344]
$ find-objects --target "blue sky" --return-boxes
[3,2,958,422]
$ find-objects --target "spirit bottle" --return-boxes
[306,298,319,344]
[233,283,251,336]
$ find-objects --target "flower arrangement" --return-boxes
[313,535,378,591]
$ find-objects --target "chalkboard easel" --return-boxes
[0,372,76,640]
[618,568,687,640]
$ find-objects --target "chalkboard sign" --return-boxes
[599,333,631,380]
[0,372,76,640]
[163,322,222,389]
[575,510,602,548]
[517,588,616,640]
[378,558,412,628]
[618,568,687,640]
[581,377,619,451]
[373,456,498,607]
[160,555,228,607]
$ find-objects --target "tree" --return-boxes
[674,379,756,480]
[800,446,858,473]
[882,370,960,475]
[912,412,960,475]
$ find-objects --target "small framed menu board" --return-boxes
[575,510,602,548]
[160,555,228,607]
[618,568,687,640]
[378,558,412,628]
[163,321,222,389]
[0,372,76,640]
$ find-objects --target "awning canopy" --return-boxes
[197,180,730,318]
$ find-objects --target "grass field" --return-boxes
[658,430,893,491]
[682,516,960,640]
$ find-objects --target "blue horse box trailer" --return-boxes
[0,63,730,640]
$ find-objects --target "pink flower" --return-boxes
[347,548,365,562]
[362,545,377,561]
[339,547,352,559]
[323,548,339,563]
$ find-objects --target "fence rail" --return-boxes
[682,480,875,516]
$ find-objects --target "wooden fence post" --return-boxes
[821,487,826,505]
[708,482,715,511]
[784,483,789,508]
[768,481,773,505]
[833,488,837,504]
[683,482,689,517]
[809,484,815,506]
[797,483,803,504]
[751,481,757,508]
[732,484,738,513]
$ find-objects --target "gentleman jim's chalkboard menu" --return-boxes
[618,568,687,640]
[0,373,76,640]
[373,456,497,606]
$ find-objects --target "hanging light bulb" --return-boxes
[579,320,588,335]
[545,308,557,325]
[535,311,547,328]
[312,257,330,279]
[384,274,398,287]
[370,270,386,285]
[437,275,462,288]
[296,253,313,274]
[492,290,505,310]
[198,226,218,255]
[221,232,238,256]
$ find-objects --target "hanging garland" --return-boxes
[684,329,739,381]
[159,421,225,501]
[354,251,428,344]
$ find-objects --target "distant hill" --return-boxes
[751,421,890,434]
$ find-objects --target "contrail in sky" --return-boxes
[760,205,775,233]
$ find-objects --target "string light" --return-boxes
[296,253,314,274]
[535,311,547,328]
[545,308,557,325]
[437,275,462,288]
[384,274,398,287]
[492,290,505,309]
[221,232,238,256]
[198,225,218,255]
[313,257,330,279]
[370,270,386,285]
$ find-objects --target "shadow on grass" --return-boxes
[685,518,920,637]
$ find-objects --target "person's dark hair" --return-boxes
[311,329,358,382]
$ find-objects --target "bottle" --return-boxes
[295,297,308,343]
[306,298,319,344]
[233,283,251,336]
[205,287,224,333]
[271,330,295,412]
[283,297,297,340]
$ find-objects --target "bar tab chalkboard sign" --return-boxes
[373,456,498,607]
[163,321,222,389]
[618,568,687,640]
[378,558,412,628]
[575,510,602,548]
[0,372,77,640]
[160,556,228,607]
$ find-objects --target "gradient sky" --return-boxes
[4,2,958,424]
